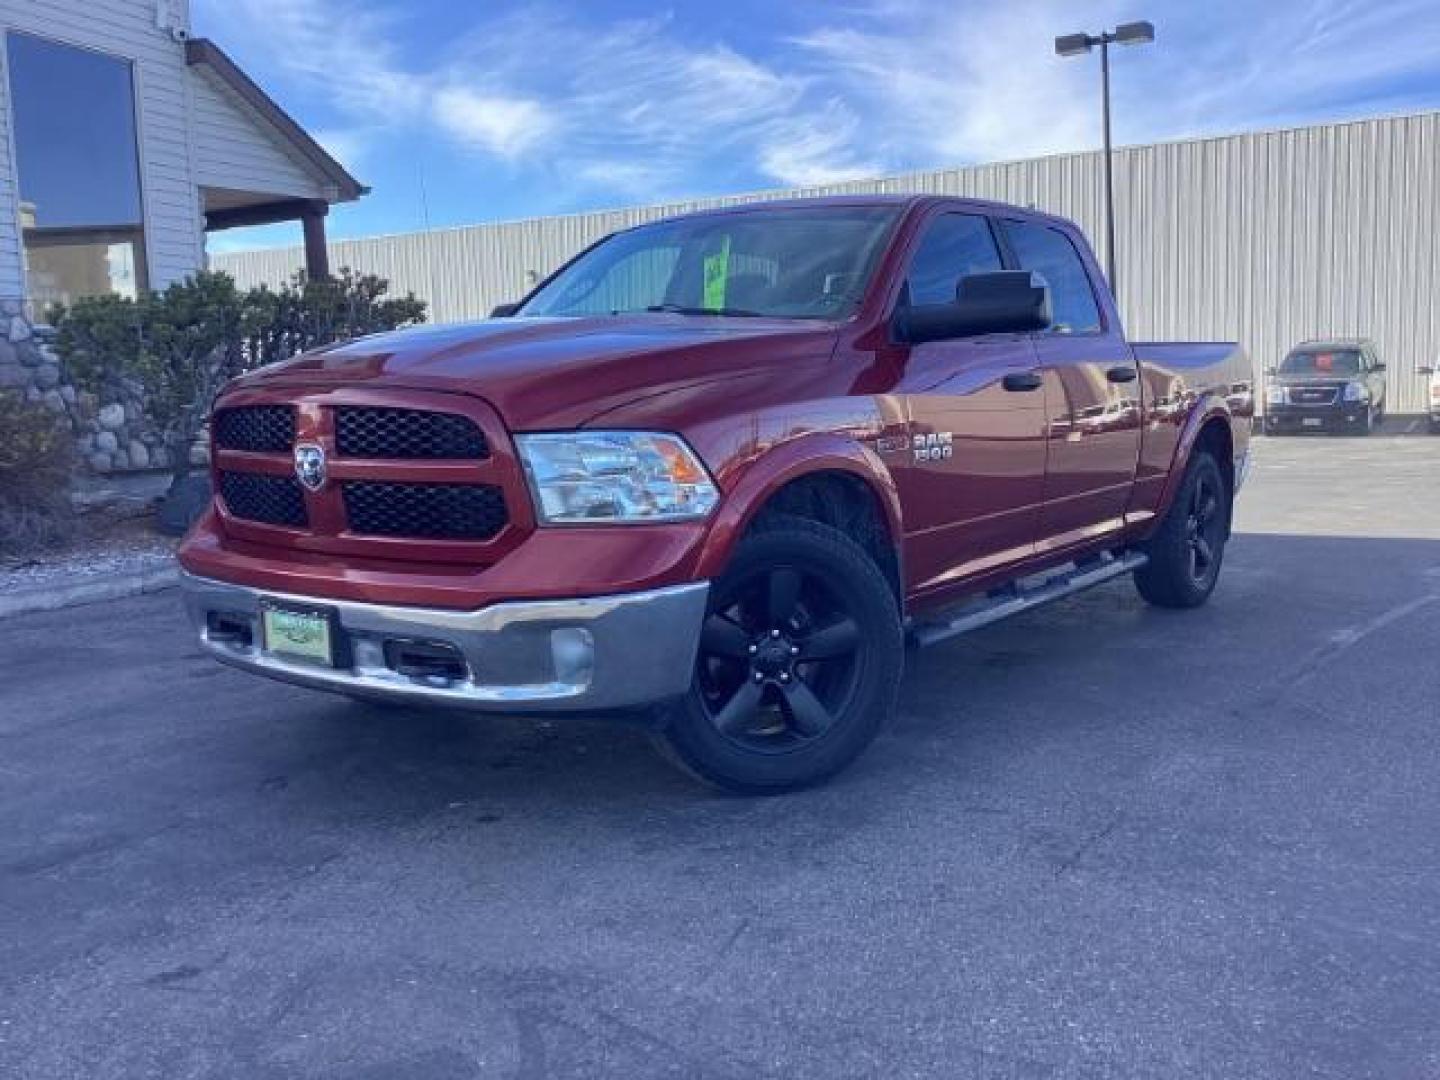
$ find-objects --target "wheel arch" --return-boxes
[694,435,904,605]
[1146,401,1237,542]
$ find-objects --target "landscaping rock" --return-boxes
[41,389,65,413]
[0,361,24,388]
[60,384,77,404]
[33,362,61,390]
[0,338,14,366]
[16,340,43,367]
[89,452,113,473]
[189,443,210,467]
[98,403,126,430]
[112,449,130,470]
[127,440,150,469]
[95,430,119,454]
[8,315,31,342]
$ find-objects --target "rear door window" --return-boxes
[1001,220,1103,334]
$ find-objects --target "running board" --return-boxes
[911,550,1148,648]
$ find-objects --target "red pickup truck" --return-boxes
[179,196,1252,792]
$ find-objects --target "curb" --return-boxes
[0,566,180,619]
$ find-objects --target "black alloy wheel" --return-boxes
[656,516,903,793]
[697,563,863,750]
[1183,468,1225,587]
[1134,449,1231,609]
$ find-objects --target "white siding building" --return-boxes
[216,110,1440,415]
[0,0,364,315]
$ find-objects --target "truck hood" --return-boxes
[233,315,839,429]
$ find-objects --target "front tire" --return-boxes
[656,516,903,794]
[1133,450,1231,609]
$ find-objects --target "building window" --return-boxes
[6,32,148,310]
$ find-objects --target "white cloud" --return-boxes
[432,88,556,160]
[309,128,370,171]
[755,102,883,187]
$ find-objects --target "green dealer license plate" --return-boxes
[261,604,335,666]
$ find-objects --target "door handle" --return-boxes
[1002,371,1043,392]
[1106,365,1138,383]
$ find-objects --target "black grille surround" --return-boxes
[342,481,507,540]
[335,406,489,459]
[213,405,295,453]
[219,471,308,528]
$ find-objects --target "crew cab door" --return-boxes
[890,211,1047,597]
[998,217,1142,554]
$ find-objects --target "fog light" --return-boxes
[550,627,595,686]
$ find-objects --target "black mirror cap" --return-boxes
[1373,362,1386,372]
[896,271,1052,345]
[490,302,520,318]
[1419,366,1436,376]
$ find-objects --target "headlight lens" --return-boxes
[1343,381,1369,402]
[516,431,719,524]
[1266,385,1288,406]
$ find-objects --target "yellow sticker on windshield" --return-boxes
[702,236,731,311]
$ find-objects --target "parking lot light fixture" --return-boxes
[1054,20,1156,295]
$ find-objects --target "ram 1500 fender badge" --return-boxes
[913,431,954,462]
[874,435,909,456]
[294,443,327,491]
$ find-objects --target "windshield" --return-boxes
[1279,349,1361,376]
[517,206,901,320]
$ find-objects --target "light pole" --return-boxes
[1055,21,1155,296]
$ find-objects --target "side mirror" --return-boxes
[490,302,520,318]
[895,271,1052,345]
[1418,366,1435,376]
[1373,362,1386,372]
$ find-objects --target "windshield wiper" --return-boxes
[642,303,765,318]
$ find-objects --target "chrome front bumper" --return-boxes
[181,573,708,713]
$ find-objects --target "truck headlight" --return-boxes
[1342,381,1369,402]
[1265,385,1288,406]
[516,431,719,524]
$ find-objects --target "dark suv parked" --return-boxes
[1265,339,1386,435]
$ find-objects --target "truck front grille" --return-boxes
[341,481,508,540]
[213,405,295,453]
[219,470,308,528]
[335,407,489,459]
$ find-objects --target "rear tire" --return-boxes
[656,516,903,794]
[1133,450,1231,609]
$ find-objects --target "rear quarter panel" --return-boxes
[1128,341,1254,533]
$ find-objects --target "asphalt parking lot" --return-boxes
[3,428,1438,1080]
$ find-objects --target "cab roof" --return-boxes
[649,194,1071,229]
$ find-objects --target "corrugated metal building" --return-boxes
[214,110,1440,413]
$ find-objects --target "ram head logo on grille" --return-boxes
[294,443,327,492]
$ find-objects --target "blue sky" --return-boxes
[194,0,1440,253]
